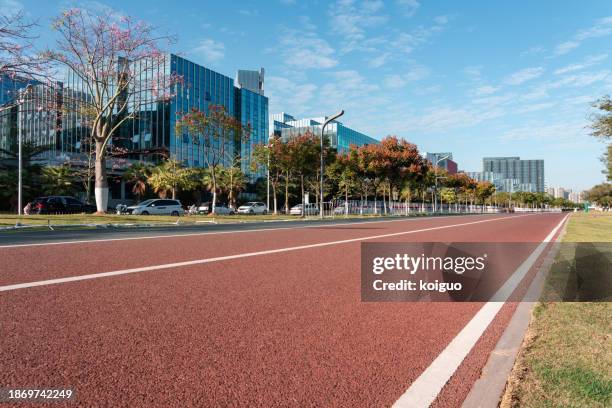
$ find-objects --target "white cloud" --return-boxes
[266,76,317,115]
[318,70,380,111]
[329,0,388,51]
[383,66,429,87]
[553,54,608,75]
[192,38,225,63]
[473,85,499,96]
[554,16,612,55]
[396,0,420,17]
[554,41,580,56]
[368,52,390,68]
[504,67,544,85]
[277,29,338,70]
[549,70,610,89]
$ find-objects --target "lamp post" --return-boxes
[0,84,33,215]
[17,85,33,215]
[320,110,344,219]
[434,154,450,213]
[266,135,273,211]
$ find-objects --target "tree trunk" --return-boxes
[345,184,349,216]
[300,174,305,218]
[172,188,176,199]
[272,183,278,215]
[211,168,217,213]
[94,140,108,213]
[284,171,290,213]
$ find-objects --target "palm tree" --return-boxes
[218,166,248,209]
[123,162,152,202]
[147,159,190,199]
[41,165,76,196]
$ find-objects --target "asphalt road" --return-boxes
[0,213,567,407]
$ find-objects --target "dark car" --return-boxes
[31,196,97,214]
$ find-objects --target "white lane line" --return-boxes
[392,214,569,408]
[0,215,472,249]
[0,214,535,292]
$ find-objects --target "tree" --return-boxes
[40,165,76,196]
[590,96,612,180]
[326,152,357,215]
[175,105,251,213]
[0,140,50,210]
[286,132,320,216]
[147,159,191,199]
[585,183,612,208]
[475,181,496,205]
[123,162,152,202]
[0,9,48,78]
[45,8,176,212]
[252,136,286,214]
[218,165,247,209]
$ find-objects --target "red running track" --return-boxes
[0,213,566,407]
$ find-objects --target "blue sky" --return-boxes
[4,0,612,191]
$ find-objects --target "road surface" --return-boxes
[0,213,567,407]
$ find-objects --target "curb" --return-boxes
[461,217,569,408]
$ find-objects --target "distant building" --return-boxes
[483,156,545,192]
[465,171,502,183]
[235,68,265,95]
[426,152,457,174]
[269,112,295,138]
[271,113,379,152]
[568,191,584,203]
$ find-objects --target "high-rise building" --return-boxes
[235,68,264,95]
[483,156,545,192]
[271,113,378,152]
[426,152,457,175]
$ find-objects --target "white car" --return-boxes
[237,201,268,215]
[206,204,235,215]
[290,203,319,216]
[128,199,184,216]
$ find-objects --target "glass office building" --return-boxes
[483,156,545,192]
[236,87,268,179]
[273,113,379,152]
[0,55,269,182]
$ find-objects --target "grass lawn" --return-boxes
[502,212,612,408]
[0,213,299,227]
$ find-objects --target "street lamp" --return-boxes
[0,84,33,215]
[266,134,274,211]
[434,154,450,213]
[320,110,344,219]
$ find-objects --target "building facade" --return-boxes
[482,156,545,192]
[426,152,457,175]
[235,68,265,95]
[0,55,269,182]
[271,113,379,152]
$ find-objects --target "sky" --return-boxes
[3,0,612,191]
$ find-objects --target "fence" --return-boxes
[317,199,563,218]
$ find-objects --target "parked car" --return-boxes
[197,203,234,215]
[31,196,97,214]
[126,199,184,216]
[237,201,268,215]
[290,203,319,216]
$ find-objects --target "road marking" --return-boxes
[392,213,569,408]
[0,215,468,249]
[0,214,537,292]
